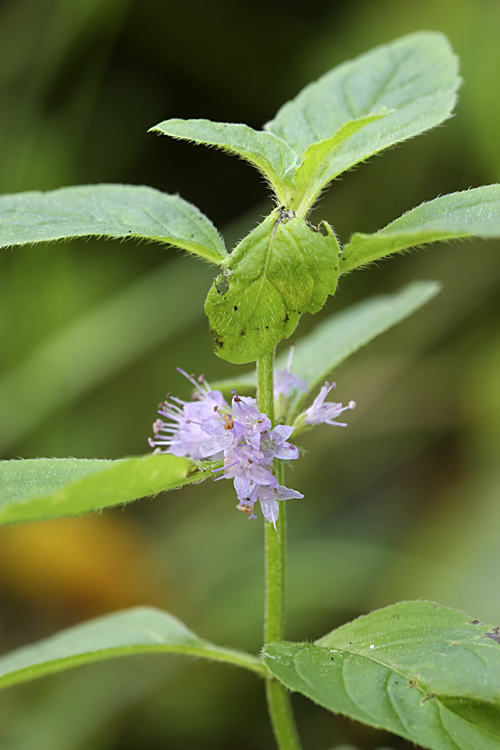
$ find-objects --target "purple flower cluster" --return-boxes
[149,369,303,527]
[149,364,356,528]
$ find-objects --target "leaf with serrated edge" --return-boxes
[151,119,299,203]
[266,32,459,178]
[0,606,267,688]
[341,185,500,273]
[0,184,226,264]
[291,111,390,215]
[263,601,500,750]
[0,455,215,525]
[205,209,340,364]
[211,281,440,403]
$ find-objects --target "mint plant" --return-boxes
[1,31,500,750]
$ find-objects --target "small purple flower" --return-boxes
[148,371,229,460]
[258,425,299,463]
[231,393,271,443]
[274,345,307,399]
[247,482,304,529]
[304,382,356,427]
[274,370,308,398]
[198,410,243,458]
[216,443,277,500]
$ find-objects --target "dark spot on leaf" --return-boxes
[233,306,238,311]
[276,206,295,223]
[265,326,269,329]
[469,619,484,625]
[422,693,436,703]
[240,330,245,336]
[284,314,290,323]
[483,626,500,644]
[408,677,418,688]
[211,333,224,350]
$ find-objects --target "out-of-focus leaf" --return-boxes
[287,280,440,407]
[0,256,211,452]
[150,118,299,203]
[266,32,459,176]
[291,112,389,214]
[0,661,173,750]
[0,455,215,525]
[0,606,267,688]
[263,601,500,750]
[341,185,500,273]
[205,209,340,364]
[0,185,226,263]
[212,281,440,399]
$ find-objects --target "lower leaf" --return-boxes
[262,601,500,750]
[0,606,267,688]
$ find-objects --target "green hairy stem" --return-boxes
[257,351,302,750]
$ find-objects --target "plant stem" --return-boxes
[257,350,275,424]
[257,351,302,750]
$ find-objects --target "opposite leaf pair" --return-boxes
[154,30,461,363]
[0,31,463,368]
[0,601,496,750]
[2,32,500,365]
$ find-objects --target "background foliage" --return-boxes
[1,1,500,748]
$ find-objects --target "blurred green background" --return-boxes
[0,0,500,748]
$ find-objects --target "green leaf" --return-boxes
[341,185,500,273]
[263,601,500,750]
[0,606,267,688]
[290,111,390,215]
[0,455,215,525]
[287,280,440,407]
[266,32,459,178]
[212,281,440,399]
[151,118,299,203]
[0,184,226,264]
[205,208,340,364]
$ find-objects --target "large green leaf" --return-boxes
[263,601,500,750]
[0,184,226,263]
[341,185,500,273]
[150,118,299,204]
[0,455,214,525]
[266,32,459,178]
[290,112,390,215]
[205,208,340,364]
[0,606,267,688]
[212,281,440,400]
